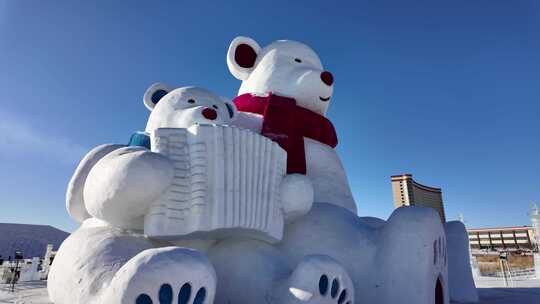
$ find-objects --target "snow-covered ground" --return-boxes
[472,275,540,304]
[0,281,49,304]
[1,276,539,303]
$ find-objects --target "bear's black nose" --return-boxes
[320,71,334,86]
[202,108,217,120]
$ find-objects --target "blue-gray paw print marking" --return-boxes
[135,283,207,304]
[318,275,350,304]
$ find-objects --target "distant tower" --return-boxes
[391,174,446,222]
[530,203,540,275]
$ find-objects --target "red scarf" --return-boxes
[233,93,338,174]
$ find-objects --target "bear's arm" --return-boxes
[67,144,126,223]
[82,146,175,230]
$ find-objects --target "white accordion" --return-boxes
[144,125,287,243]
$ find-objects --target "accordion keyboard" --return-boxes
[144,125,287,242]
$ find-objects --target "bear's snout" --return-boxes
[320,71,334,86]
[202,108,218,120]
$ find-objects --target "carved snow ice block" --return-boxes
[144,125,287,243]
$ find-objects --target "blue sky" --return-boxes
[1,1,539,232]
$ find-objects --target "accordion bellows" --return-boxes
[144,125,287,243]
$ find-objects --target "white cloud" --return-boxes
[0,111,87,164]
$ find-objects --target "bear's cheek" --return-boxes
[156,110,198,129]
[295,88,332,116]
[298,72,333,108]
[245,68,297,97]
[179,109,205,126]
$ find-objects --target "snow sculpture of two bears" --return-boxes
[48,84,353,304]
[47,36,474,304]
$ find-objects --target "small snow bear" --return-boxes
[50,85,238,304]
[226,36,356,213]
[144,83,237,131]
[78,85,238,231]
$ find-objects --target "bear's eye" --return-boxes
[187,99,196,104]
[212,105,219,109]
[294,58,302,63]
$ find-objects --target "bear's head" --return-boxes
[227,36,334,116]
[143,83,237,132]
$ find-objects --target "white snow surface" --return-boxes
[2,276,540,304]
[231,112,357,214]
[445,221,479,303]
[1,281,51,304]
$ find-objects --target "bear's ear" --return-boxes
[221,97,238,121]
[227,36,261,81]
[143,83,172,111]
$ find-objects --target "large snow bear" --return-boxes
[48,86,236,304]
[227,37,356,214]
[225,36,455,304]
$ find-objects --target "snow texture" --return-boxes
[280,203,449,304]
[47,219,157,304]
[84,146,174,230]
[66,144,125,223]
[6,277,540,304]
[445,221,479,303]
[280,173,314,222]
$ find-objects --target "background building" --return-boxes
[391,174,446,222]
[467,226,537,251]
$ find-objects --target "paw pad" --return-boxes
[318,275,350,304]
[135,283,207,304]
[319,274,329,295]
